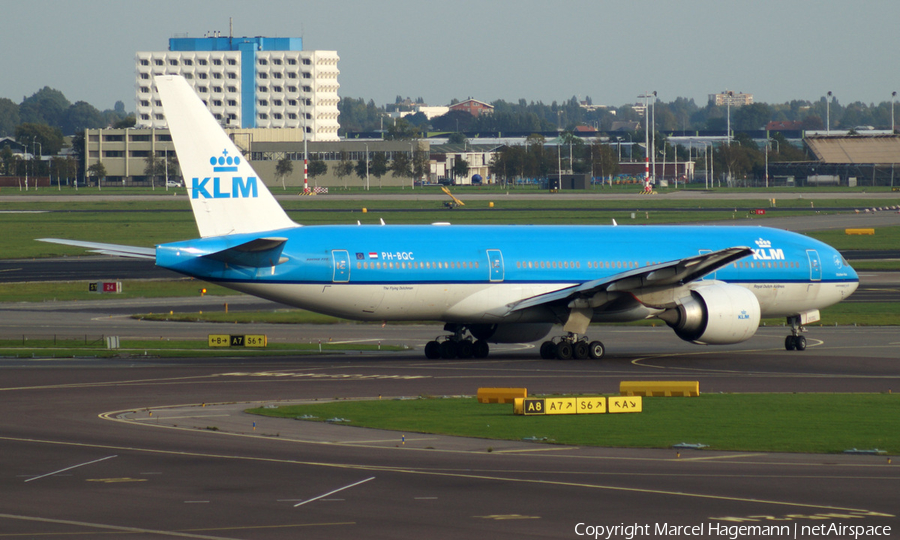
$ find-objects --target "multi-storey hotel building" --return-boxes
[135,36,340,141]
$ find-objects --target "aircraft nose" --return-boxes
[838,251,859,296]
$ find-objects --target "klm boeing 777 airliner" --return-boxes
[41,75,859,360]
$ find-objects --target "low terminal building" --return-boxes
[83,127,431,188]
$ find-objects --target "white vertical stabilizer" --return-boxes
[155,75,297,238]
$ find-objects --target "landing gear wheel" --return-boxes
[785,336,796,351]
[456,340,474,359]
[424,340,441,359]
[573,341,590,360]
[588,341,605,360]
[472,340,490,359]
[540,341,557,359]
[556,341,573,360]
[439,340,458,359]
[784,316,808,352]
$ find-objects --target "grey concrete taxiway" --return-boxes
[1,322,899,538]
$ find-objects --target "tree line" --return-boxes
[4,85,898,144]
[271,147,430,189]
[339,94,900,136]
[1,86,133,139]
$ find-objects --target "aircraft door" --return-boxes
[486,249,504,282]
[806,249,822,281]
[332,250,351,283]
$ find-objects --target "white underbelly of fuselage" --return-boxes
[739,281,858,318]
[226,281,574,322]
[217,278,856,324]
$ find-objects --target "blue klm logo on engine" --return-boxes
[192,149,258,199]
[738,310,750,320]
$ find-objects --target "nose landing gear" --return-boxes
[784,315,808,351]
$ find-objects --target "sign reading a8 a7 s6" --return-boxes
[517,396,642,416]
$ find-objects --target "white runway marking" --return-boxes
[24,454,117,483]
[294,476,375,507]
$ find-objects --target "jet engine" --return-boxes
[469,323,553,344]
[658,284,760,345]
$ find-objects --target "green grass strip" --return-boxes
[0,338,404,359]
[0,280,238,303]
[247,394,899,454]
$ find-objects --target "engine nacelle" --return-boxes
[659,284,761,345]
[469,323,553,344]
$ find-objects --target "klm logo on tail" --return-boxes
[192,150,258,199]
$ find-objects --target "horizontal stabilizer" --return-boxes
[202,237,288,268]
[37,238,156,259]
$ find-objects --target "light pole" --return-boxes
[705,142,710,190]
[725,91,733,145]
[651,91,657,183]
[892,91,897,133]
[589,143,594,184]
[702,141,714,190]
[764,130,769,189]
[364,143,370,191]
[826,91,832,134]
[34,141,41,191]
[637,93,653,185]
[673,140,677,188]
[164,149,169,191]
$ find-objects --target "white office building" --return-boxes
[135,36,340,141]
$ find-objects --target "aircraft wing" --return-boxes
[509,246,753,312]
[37,238,157,260]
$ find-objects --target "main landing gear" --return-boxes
[424,325,490,359]
[784,315,807,351]
[539,333,605,360]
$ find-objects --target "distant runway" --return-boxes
[4,189,900,203]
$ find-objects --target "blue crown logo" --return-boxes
[209,149,240,172]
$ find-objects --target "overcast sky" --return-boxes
[4,0,900,112]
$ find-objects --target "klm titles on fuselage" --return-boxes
[751,238,785,261]
[751,248,785,261]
